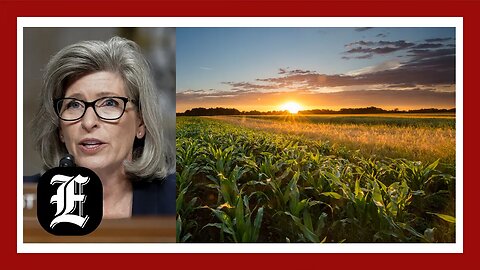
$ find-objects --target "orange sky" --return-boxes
[176,89,455,113]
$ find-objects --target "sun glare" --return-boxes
[280,101,302,114]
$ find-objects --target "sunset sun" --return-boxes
[280,101,302,114]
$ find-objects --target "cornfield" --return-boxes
[176,116,456,243]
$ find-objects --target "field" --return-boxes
[176,114,456,243]
[208,114,456,168]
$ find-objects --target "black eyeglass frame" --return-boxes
[54,96,136,121]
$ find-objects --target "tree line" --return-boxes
[177,106,456,116]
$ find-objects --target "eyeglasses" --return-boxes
[54,96,135,121]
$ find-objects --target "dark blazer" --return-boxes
[24,173,176,216]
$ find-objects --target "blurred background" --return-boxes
[23,27,176,176]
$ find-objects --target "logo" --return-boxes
[37,167,103,235]
[49,174,90,228]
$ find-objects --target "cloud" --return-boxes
[344,40,415,57]
[346,59,402,76]
[342,36,455,62]
[180,89,216,94]
[355,27,373,32]
[177,88,254,101]
[406,48,455,59]
[412,43,444,49]
[278,68,287,74]
[258,45,454,88]
[346,40,375,47]
[221,81,279,91]
[209,45,454,94]
[342,54,373,60]
[277,68,314,75]
[387,83,418,88]
[425,37,452,42]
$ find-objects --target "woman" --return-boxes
[28,36,175,218]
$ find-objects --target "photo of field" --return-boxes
[176,26,458,243]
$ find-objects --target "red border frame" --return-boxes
[4,0,477,267]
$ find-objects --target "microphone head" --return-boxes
[59,154,76,167]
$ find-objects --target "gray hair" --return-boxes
[31,36,175,180]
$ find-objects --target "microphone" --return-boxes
[59,154,76,167]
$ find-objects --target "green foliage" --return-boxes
[176,117,456,243]
[203,195,264,242]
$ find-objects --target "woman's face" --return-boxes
[59,71,145,175]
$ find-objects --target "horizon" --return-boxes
[176,27,456,113]
[177,105,456,114]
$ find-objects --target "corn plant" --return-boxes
[203,194,264,242]
[176,117,456,243]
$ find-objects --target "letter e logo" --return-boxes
[37,167,103,235]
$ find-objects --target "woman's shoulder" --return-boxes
[24,173,41,183]
[132,174,176,216]
[132,174,175,193]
